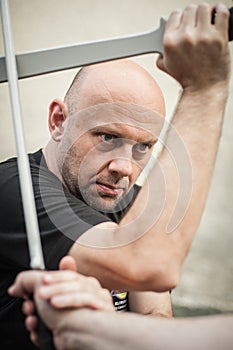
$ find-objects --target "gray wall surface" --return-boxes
[0,0,233,315]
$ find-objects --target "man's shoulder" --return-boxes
[0,155,17,168]
[0,149,44,181]
[0,155,19,185]
[0,149,43,168]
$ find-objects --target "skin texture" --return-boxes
[8,2,232,349]
[51,312,233,350]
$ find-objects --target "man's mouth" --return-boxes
[96,182,125,197]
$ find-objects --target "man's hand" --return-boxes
[8,256,114,346]
[157,3,230,91]
[7,255,77,299]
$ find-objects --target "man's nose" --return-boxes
[108,157,133,177]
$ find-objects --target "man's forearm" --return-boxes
[53,310,233,350]
[117,85,229,290]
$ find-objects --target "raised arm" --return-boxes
[69,3,231,291]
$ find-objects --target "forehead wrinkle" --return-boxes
[70,102,164,138]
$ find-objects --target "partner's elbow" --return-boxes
[127,255,181,292]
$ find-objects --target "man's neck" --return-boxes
[42,140,64,184]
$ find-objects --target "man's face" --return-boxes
[58,103,162,213]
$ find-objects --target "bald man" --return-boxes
[0,61,172,350]
[0,3,231,349]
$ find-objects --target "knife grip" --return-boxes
[212,7,233,41]
[36,308,55,350]
[228,7,233,41]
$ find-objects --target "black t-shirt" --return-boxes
[0,149,139,349]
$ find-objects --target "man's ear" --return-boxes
[48,99,68,141]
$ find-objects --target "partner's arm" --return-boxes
[50,310,233,350]
[9,264,233,350]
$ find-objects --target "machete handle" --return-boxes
[212,6,233,41]
[36,307,55,350]
[228,7,233,41]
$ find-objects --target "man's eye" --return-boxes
[132,143,152,160]
[101,134,115,143]
[134,143,149,153]
[96,133,119,151]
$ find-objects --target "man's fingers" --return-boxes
[156,9,182,72]
[50,292,108,310]
[166,9,182,31]
[8,257,78,297]
[180,4,198,28]
[30,331,39,348]
[8,271,43,297]
[41,270,82,285]
[195,3,212,30]
[59,255,77,272]
[214,3,230,36]
[38,282,81,299]
[22,299,35,315]
[25,315,39,346]
[38,277,101,299]
[25,314,38,332]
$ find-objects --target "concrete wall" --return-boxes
[1,0,233,315]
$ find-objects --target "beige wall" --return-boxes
[1,0,233,314]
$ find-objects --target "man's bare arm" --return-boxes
[69,3,231,291]
[50,310,233,350]
[129,291,173,317]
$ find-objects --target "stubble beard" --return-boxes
[61,161,123,213]
[79,184,124,213]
